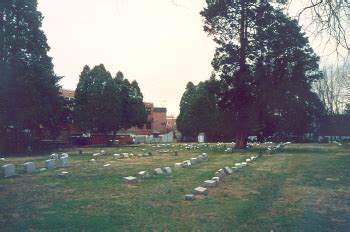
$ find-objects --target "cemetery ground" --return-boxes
[0,143,349,231]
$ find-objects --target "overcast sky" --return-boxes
[37,0,215,116]
[37,0,348,116]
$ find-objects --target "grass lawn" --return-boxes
[0,143,349,231]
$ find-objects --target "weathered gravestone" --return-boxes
[104,164,111,168]
[193,187,208,196]
[202,153,208,161]
[212,177,220,183]
[235,163,242,169]
[154,168,164,175]
[60,157,69,168]
[2,164,16,177]
[185,194,195,201]
[45,159,56,170]
[197,155,204,162]
[123,176,138,184]
[190,158,198,165]
[51,153,59,159]
[182,160,191,167]
[92,153,101,157]
[113,154,121,159]
[202,180,218,187]
[58,171,69,178]
[174,163,182,169]
[223,166,233,175]
[138,171,150,179]
[163,167,172,174]
[23,162,35,174]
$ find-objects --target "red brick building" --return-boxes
[128,103,167,135]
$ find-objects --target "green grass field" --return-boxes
[0,143,349,231]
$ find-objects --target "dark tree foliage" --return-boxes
[201,1,324,147]
[252,4,324,141]
[74,66,147,144]
[176,82,197,140]
[0,0,63,153]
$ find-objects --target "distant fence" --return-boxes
[133,131,174,144]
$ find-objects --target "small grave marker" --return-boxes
[123,176,138,184]
[2,164,15,177]
[185,194,195,201]
[154,168,164,175]
[138,171,150,178]
[203,180,217,187]
[163,167,172,174]
[60,157,69,168]
[174,163,182,169]
[223,167,233,175]
[23,162,35,174]
[194,187,208,196]
[45,159,56,170]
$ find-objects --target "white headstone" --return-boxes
[223,166,233,175]
[123,176,138,184]
[60,157,69,168]
[190,158,198,165]
[92,153,101,157]
[212,177,220,183]
[113,154,121,159]
[241,162,247,167]
[163,167,172,174]
[104,164,111,168]
[202,180,218,187]
[2,164,15,177]
[23,162,35,174]
[61,153,69,158]
[45,159,56,170]
[193,187,208,195]
[235,163,242,168]
[182,160,192,167]
[138,171,150,178]
[154,168,164,175]
[174,163,182,169]
[185,194,195,201]
[90,159,96,163]
[51,153,59,159]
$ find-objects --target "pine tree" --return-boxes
[0,0,62,152]
[176,82,197,140]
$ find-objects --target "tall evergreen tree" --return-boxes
[177,82,197,140]
[74,64,119,140]
[75,67,147,144]
[0,0,62,152]
[201,1,324,147]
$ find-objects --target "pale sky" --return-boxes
[37,0,216,116]
[37,0,348,116]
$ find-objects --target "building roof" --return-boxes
[61,89,75,98]
[153,107,167,113]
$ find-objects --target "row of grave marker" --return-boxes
[123,153,209,184]
[185,143,290,200]
[1,154,69,178]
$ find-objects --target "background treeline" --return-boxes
[0,1,147,153]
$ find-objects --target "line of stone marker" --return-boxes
[185,142,291,200]
[123,153,209,185]
[1,153,70,178]
[185,155,259,201]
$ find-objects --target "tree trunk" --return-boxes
[111,130,117,146]
[235,129,248,149]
